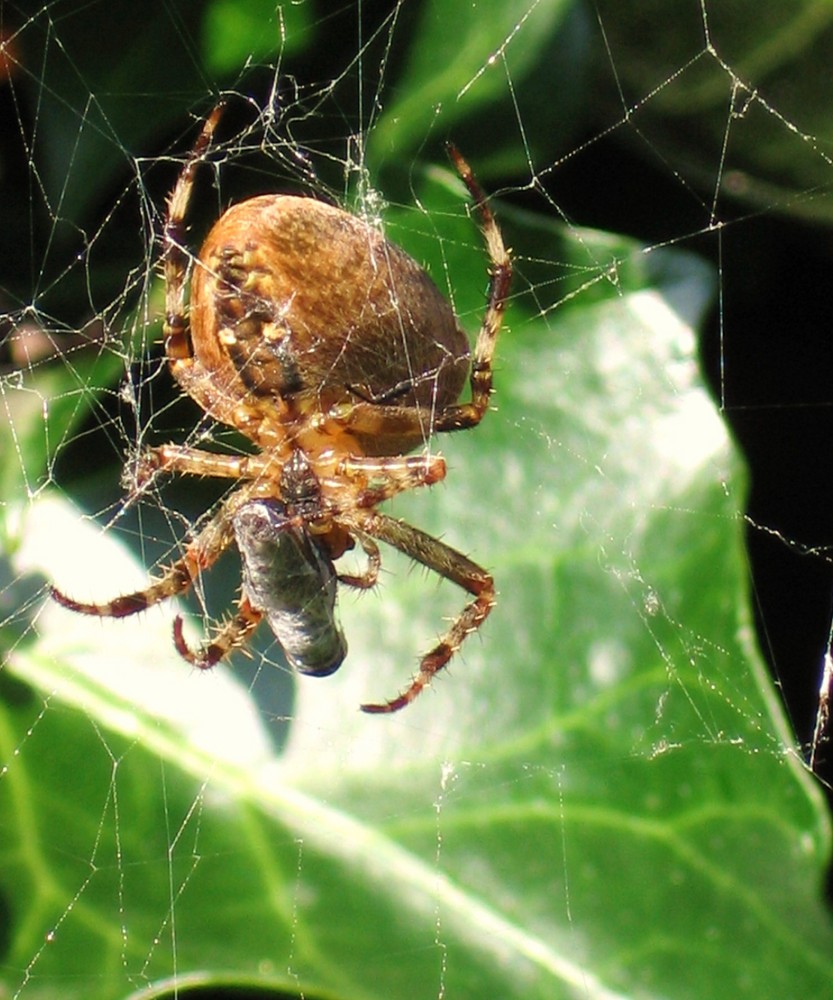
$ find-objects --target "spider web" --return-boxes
[2,1,833,998]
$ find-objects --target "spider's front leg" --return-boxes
[135,443,278,488]
[163,103,224,369]
[336,453,447,506]
[51,561,195,619]
[351,511,495,713]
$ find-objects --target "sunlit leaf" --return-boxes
[5,192,832,998]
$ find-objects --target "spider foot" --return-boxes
[360,643,452,714]
[173,604,261,670]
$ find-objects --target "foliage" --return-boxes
[2,1,832,998]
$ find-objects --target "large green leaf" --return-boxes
[3,171,831,999]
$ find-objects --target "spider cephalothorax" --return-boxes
[52,104,512,713]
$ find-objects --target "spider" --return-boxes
[51,103,512,713]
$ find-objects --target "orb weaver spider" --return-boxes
[52,103,512,713]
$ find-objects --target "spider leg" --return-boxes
[431,145,512,433]
[310,148,511,445]
[141,448,445,500]
[51,561,196,618]
[163,103,225,367]
[338,534,380,590]
[309,399,432,447]
[336,453,446,506]
[350,511,495,713]
[137,443,279,486]
[173,596,262,668]
[51,503,235,619]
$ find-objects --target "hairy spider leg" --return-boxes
[137,444,282,486]
[141,445,447,505]
[173,596,262,668]
[50,502,235,619]
[334,453,447,504]
[163,102,225,368]
[435,144,513,431]
[337,534,381,590]
[352,510,495,713]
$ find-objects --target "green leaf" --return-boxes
[202,0,313,76]
[367,0,581,173]
[4,181,832,999]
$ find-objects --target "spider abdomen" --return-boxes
[188,195,470,454]
[233,498,346,677]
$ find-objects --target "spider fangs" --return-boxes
[51,104,512,713]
